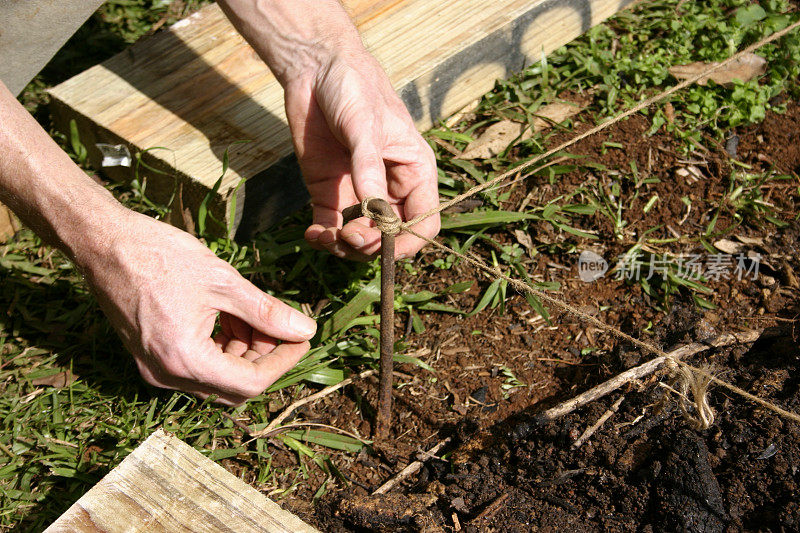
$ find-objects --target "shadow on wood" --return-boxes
[49,0,635,239]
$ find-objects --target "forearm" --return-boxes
[0,81,125,266]
[217,0,363,85]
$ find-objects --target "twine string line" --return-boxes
[403,17,800,229]
[362,197,402,235]
[356,20,800,424]
[401,225,800,424]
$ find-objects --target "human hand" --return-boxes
[217,0,440,260]
[283,48,441,260]
[79,208,316,405]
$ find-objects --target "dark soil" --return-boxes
[321,330,799,532]
[274,100,800,531]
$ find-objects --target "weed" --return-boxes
[5,0,800,527]
[727,170,793,228]
[499,366,526,399]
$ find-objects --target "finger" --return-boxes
[216,271,317,342]
[394,174,440,258]
[306,204,344,249]
[340,219,382,255]
[135,358,247,406]
[228,315,252,342]
[192,339,311,398]
[213,333,229,351]
[224,338,249,358]
[220,313,234,338]
[179,385,248,407]
[305,225,326,250]
[394,216,439,258]
[251,341,310,382]
[224,315,254,357]
[252,330,278,354]
[350,139,389,201]
[318,226,373,261]
[311,204,343,228]
[242,349,262,362]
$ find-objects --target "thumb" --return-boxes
[217,271,316,342]
[349,136,389,201]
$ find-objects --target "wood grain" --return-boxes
[48,0,634,237]
[45,429,319,533]
[0,202,18,242]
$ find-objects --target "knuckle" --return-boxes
[256,294,278,325]
[207,264,240,293]
[242,381,268,399]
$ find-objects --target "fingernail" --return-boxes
[290,312,317,338]
[330,244,347,258]
[319,231,336,245]
[344,232,365,248]
[397,253,408,260]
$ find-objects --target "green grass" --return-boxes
[429,0,799,307]
[3,0,800,529]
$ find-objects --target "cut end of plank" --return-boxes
[45,429,320,533]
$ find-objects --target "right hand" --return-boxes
[284,47,440,261]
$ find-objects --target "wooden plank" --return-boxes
[0,202,19,242]
[48,0,634,238]
[45,429,319,533]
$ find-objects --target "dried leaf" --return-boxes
[713,239,742,254]
[169,182,196,236]
[31,370,77,388]
[734,235,764,246]
[674,165,704,182]
[442,198,484,214]
[668,53,767,88]
[458,101,586,160]
[531,101,585,131]
[513,229,535,253]
[664,102,675,124]
[458,120,527,160]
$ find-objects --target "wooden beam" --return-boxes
[0,202,19,242]
[45,429,319,533]
[48,0,634,238]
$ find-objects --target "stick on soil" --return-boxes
[250,369,376,440]
[535,330,761,423]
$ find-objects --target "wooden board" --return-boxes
[45,429,319,533]
[49,0,634,238]
[0,202,19,242]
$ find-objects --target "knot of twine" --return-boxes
[361,197,401,236]
[664,357,715,430]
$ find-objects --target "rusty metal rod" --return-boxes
[342,198,397,441]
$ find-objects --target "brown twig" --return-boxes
[342,198,399,441]
[372,436,452,494]
[221,412,252,434]
[250,369,376,439]
[470,492,510,523]
[571,394,625,448]
[535,330,761,423]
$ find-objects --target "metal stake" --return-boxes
[342,198,397,440]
